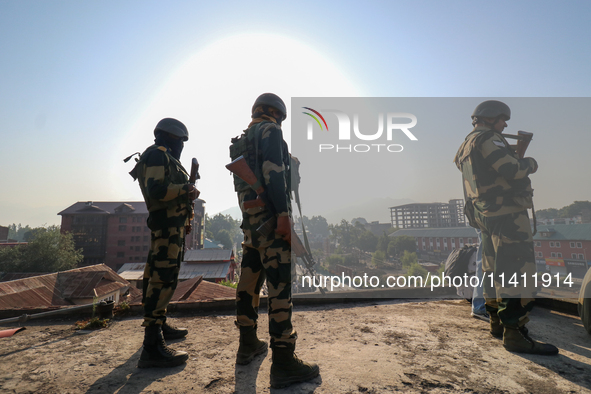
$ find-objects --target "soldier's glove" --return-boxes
[275,215,292,244]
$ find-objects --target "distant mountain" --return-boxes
[214,205,242,220]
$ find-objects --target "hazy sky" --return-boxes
[1,1,590,227]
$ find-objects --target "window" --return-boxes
[557,252,562,258]
[119,217,127,223]
[549,242,554,247]
[459,238,464,246]
[555,242,561,248]
[579,254,585,259]
[119,225,126,231]
[117,252,124,258]
[468,238,473,244]
[135,246,140,252]
[117,240,125,247]
[422,245,426,250]
[577,242,583,248]
[143,245,149,251]
[537,252,543,257]
[535,241,541,247]
[451,239,456,247]
[572,253,578,259]
[130,246,134,250]
[551,252,556,258]
[443,238,447,243]
[570,242,576,248]
[144,236,149,242]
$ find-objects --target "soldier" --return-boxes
[130,118,199,368]
[454,100,558,355]
[230,93,320,388]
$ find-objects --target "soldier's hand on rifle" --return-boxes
[276,215,292,243]
[185,225,192,235]
[185,184,200,200]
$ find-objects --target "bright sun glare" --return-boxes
[117,33,361,215]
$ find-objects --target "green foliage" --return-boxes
[219,279,238,289]
[388,236,417,257]
[376,232,390,253]
[0,225,82,273]
[205,213,241,248]
[406,262,428,278]
[7,223,33,242]
[301,215,329,238]
[75,317,110,330]
[371,250,386,268]
[326,255,344,270]
[357,230,377,253]
[536,201,591,219]
[400,251,418,268]
[329,219,378,253]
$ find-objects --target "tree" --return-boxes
[400,251,418,268]
[216,229,233,249]
[205,213,241,248]
[388,235,416,257]
[301,215,329,238]
[372,250,386,268]
[376,232,390,254]
[356,230,378,253]
[0,226,82,273]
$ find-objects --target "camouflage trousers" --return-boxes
[236,207,296,347]
[142,226,185,327]
[474,209,536,329]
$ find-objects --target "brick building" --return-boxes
[390,227,478,262]
[533,224,591,278]
[59,200,205,271]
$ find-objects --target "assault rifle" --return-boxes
[226,156,326,295]
[503,130,533,159]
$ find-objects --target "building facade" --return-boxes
[59,200,205,271]
[389,199,466,229]
[390,227,478,262]
[533,224,591,278]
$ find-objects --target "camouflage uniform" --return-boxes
[233,117,297,347]
[131,144,192,327]
[454,125,538,328]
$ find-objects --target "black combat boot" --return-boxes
[489,311,503,338]
[236,325,268,365]
[162,321,188,340]
[138,325,189,368]
[270,343,320,388]
[503,326,559,355]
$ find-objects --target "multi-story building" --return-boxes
[533,224,591,278]
[389,199,466,229]
[390,227,478,262]
[59,200,205,271]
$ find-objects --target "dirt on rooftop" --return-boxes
[1,299,591,394]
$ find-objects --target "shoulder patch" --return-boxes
[493,140,505,147]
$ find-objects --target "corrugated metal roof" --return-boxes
[184,249,234,262]
[117,261,232,280]
[0,264,135,310]
[180,262,231,280]
[534,224,591,241]
[118,270,144,281]
[390,227,478,238]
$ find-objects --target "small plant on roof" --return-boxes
[219,279,238,289]
[75,317,110,330]
[114,301,131,316]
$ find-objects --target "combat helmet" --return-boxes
[252,93,287,120]
[471,100,511,121]
[154,118,189,141]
